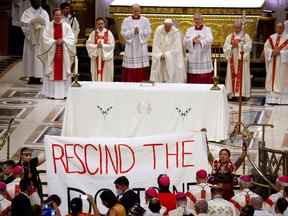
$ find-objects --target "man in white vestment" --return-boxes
[21,0,49,84]
[150,18,186,83]
[40,8,75,99]
[61,2,80,42]
[264,22,288,104]
[121,4,151,82]
[86,17,115,82]
[186,169,211,209]
[251,197,274,216]
[184,14,213,84]
[223,20,252,99]
[208,186,237,216]
[230,175,259,214]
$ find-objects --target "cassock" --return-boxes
[40,21,76,99]
[121,15,151,82]
[223,32,252,98]
[86,28,115,82]
[264,33,288,93]
[184,25,213,84]
[63,14,80,41]
[150,25,186,83]
[21,6,49,78]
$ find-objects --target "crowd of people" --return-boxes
[14,0,288,100]
[0,146,288,216]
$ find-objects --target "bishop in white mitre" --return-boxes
[86,17,115,82]
[223,20,252,99]
[184,13,213,84]
[150,18,186,83]
[21,0,49,84]
[39,8,76,99]
[264,22,288,97]
[121,4,151,82]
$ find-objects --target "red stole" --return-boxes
[95,30,109,81]
[268,35,288,91]
[53,23,63,81]
[229,33,242,94]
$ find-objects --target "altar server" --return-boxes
[61,2,80,41]
[86,17,115,81]
[264,22,288,94]
[223,20,252,99]
[184,13,213,84]
[40,8,76,99]
[21,0,49,84]
[121,4,151,82]
[150,18,186,83]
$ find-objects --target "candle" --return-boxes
[214,58,217,77]
[74,56,78,75]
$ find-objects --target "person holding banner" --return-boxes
[86,17,115,82]
[208,147,247,201]
[223,20,252,99]
[264,22,288,100]
[40,8,76,99]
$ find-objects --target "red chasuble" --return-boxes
[53,23,63,81]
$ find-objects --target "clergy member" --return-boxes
[264,22,288,94]
[86,17,115,82]
[223,20,252,99]
[40,8,76,99]
[61,2,80,42]
[21,0,49,84]
[121,4,151,82]
[184,13,213,84]
[150,18,186,83]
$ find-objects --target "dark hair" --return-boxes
[148,198,161,213]
[275,197,288,214]
[53,8,62,15]
[100,189,117,208]
[284,186,288,197]
[157,174,170,193]
[240,205,254,216]
[211,186,224,196]
[20,178,32,192]
[96,17,105,23]
[219,148,231,157]
[70,197,82,215]
[60,2,70,9]
[46,194,61,207]
[3,160,16,168]
[114,176,129,187]
[20,147,32,155]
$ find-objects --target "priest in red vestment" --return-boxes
[39,8,76,99]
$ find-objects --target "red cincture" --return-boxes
[95,30,109,81]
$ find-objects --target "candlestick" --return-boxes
[214,58,217,77]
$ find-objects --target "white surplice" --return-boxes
[208,197,237,216]
[63,14,80,41]
[86,28,115,82]
[39,21,76,99]
[223,32,252,97]
[121,16,151,68]
[150,25,186,83]
[183,26,213,74]
[264,33,288,93]
[21,6,49,78]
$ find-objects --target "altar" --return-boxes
[109,0,266,46]
[62,82,229,141]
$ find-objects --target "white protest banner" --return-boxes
[44,132,209,214]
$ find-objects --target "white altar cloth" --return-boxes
[62,82,229,141]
